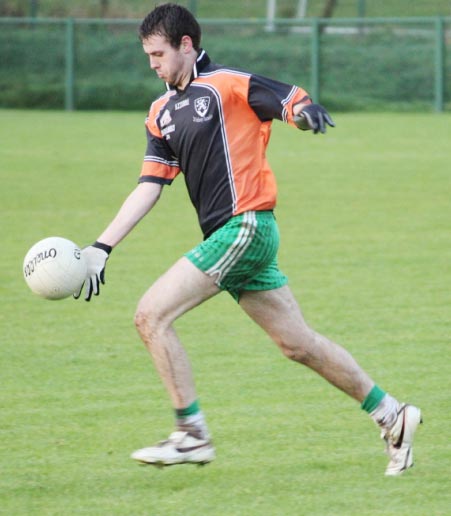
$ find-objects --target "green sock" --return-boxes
[175,400,200,418]
[361,385,386,413]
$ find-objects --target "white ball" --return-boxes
[23,237,87,300]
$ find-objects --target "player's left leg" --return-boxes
[239,285,374,401]
[239,286,421,475]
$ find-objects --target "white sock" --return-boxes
[177,411,209,439]
[370,393,399,430]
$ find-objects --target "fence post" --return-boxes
[357,0,366,18]
[310,18,320,102]
[188,0,197,16]
[65,18,75,111]
[434,16,444,113]
[29,0,38,18]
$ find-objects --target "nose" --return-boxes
[150,57,158,70]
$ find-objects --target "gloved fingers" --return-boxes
[74,274,100,301]
[299,104,335,134]
[74,245,109,301]
[324,112,335,128]
[85,276,95,302]
[73,281,84,300]
[303,111,317,132]
[316,111,325,134]
[100,267,106,285]
[92,274,100,296]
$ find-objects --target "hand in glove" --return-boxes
[294,104,335,134]
[73,241,112,301]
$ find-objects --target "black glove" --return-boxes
[73,241,112,301]
[294,104,335,134]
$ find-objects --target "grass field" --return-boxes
[1,109,450,515]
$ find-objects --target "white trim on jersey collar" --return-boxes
[193,50,205,79]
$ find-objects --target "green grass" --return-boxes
[1,109,450,515]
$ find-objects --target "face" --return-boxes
[142,34,191,88]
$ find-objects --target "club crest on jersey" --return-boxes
[194,96,210,117]
[159,109,172,128]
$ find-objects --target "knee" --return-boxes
[134,308,149,336]
[279,342,310,363]
[134,298,163,340]
[276,328,316,364]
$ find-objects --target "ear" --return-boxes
[180,35,193,53]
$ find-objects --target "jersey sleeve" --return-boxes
[139,99,181,185]
[248,74,311,127]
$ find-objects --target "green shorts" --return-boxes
[185,211,288,301]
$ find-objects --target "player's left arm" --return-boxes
[292,101,335,134]
[247,74,334,134]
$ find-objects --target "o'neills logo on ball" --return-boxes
[74,248,81,260]
[24,248,57,277]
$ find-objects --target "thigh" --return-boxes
[239,285,309,341]
[137,256,221,325]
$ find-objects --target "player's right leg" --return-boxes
[132,256,219,466]
[134,256,220,407]
[132,212,279,466]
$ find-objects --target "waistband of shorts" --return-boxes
[234,210,274,220]
[205,210,274,239]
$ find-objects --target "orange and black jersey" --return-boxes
[140,50,310,238]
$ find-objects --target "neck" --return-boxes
[177,50,198,90]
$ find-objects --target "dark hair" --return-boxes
[139,3,201,51]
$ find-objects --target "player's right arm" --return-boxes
[96,181,163,248]
[74,182,163,301]
[76,98,177,301]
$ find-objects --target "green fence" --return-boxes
[1,16,450,112]
[3,0,451,20]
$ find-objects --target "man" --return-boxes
[75,3,421,476]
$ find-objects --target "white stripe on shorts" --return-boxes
[205,211,257,283]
